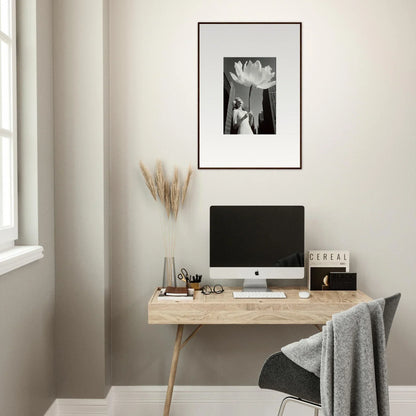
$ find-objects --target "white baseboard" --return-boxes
[45,385,416,416]
[58,397,110,416]
[44,400,58,416]
[389,386,416,416]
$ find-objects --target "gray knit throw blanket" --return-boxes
[282,299,389,416]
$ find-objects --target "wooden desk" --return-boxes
[148,287,372,416]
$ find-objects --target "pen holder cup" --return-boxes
[189,282,200,290]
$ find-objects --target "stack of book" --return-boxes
[308,250,350,290]
[158,287,195,301]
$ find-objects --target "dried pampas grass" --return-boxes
[139,160,193,221]
[164,181,171,218]
[181,166,193,206]
[155,160,166,203]
[170,168,180,219]
[139,162,157,200]
[139,160,194,256]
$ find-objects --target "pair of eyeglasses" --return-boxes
[201,284,224,295]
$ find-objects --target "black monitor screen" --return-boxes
[210,206,304,267]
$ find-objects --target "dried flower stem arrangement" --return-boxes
[140,161,193,258]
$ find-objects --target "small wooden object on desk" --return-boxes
[188,282,200,290]
[148,286,372,416]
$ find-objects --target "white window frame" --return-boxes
[0,0,17,249]
[0,0,43,275]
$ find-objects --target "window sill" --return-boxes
[0,245,44,276]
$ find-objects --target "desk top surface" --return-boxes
[148,287,372,325]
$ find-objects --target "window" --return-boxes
[0,0,17,250]
[0,0,43,274]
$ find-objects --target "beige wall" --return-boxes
[0,0,55,415]
[110,0,416,386]
[54,0,111,399]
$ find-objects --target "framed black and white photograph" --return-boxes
[198,22,302,169]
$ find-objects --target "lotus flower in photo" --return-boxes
[230,60,276,90]
[229,60,276,111]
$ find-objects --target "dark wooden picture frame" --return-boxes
[198,22,302,170]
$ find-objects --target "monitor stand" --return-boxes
[243,279,269,292]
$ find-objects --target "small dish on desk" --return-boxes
[298,291,311,299]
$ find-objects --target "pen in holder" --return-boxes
[177,268,202,290]
[188,274,202,290]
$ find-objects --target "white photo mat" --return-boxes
[198,23,301,169]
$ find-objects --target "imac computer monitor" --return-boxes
[210,206,304,290]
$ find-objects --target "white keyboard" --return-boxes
[233,291,286,299]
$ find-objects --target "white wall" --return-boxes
[54,0,111,398]
[110,0,416,385]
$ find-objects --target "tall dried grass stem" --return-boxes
[164,181,171,218]
[181,166,193,205]
[139,162,157,200]
[155,160,166,203]
[171,168,180,219]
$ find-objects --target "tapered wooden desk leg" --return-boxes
[163,324,184,416]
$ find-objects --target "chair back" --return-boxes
[383,293,401,343]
